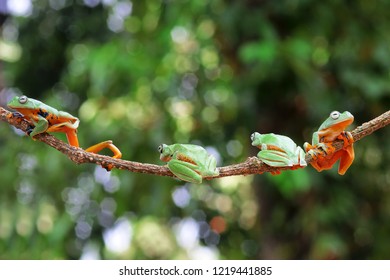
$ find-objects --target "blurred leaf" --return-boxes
[239,41,278,64]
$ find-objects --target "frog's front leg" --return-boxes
[337,131,354,148]
[6,111,34,134]
[304,142,327,172]
[303,142,313,153]
[29,115,49,138]
[295,146,307,167]
[204,156,219,177]
[167,159,202,184]
[304,141,334,159]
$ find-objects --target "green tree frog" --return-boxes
[158,143,219,184]
[303,111,354,175]
[251,132,307,174]
[7,95,122,169]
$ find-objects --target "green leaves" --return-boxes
[240,41,278,65]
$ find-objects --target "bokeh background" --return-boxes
[0,0,389,260]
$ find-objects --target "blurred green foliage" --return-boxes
[0,0,389,260]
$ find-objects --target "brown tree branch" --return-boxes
[1,106,389,180]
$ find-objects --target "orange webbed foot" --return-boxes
[270,169,281,175]
[85,140,122,171]
[337,131,354,148]
[335,132,354,175]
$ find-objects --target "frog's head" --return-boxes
[319,111,354,131]
[7,95,34,110]
[250,132,262,146]
[317,111,354,142]
[158,144,173,162]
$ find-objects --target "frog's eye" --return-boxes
[330,111,340,120]
[158,145,164,153]
[19,95,28,104]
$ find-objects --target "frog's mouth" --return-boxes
[160,155,172,162]
[322,118,354,134]
[334,117,354,129]
[319,118,354,142]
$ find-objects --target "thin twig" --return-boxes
[1,107,389,179]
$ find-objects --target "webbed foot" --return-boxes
[85,140,122,171]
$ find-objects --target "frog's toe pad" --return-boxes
[12,112,24,118]
[299,161,308,167]
[26,126,35,136]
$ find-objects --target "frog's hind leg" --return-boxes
[296,146,307,167]
[205,156,220,177]
[167,159,202,184]
[337,145,354,175]
[257,150,294,167]
[64,129,80,147]
[85,140,122,159]
[84,140,122,171]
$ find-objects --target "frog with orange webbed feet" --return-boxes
[7,95,122,170]
[304,111,354,175]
